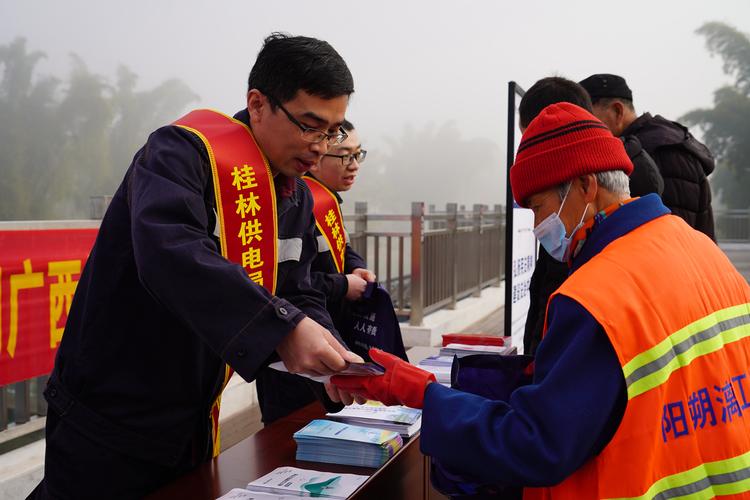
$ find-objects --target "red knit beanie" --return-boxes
[510,102,633,208]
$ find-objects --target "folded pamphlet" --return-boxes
[243,466,368,499]
[269,360,384,384]
[216,488,300,499]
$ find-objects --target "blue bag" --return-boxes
[338,282,408,362]
[450,354,534,401]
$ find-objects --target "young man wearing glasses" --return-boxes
[256,120,378,424]
[31,33,363,499]
[308,119,373,303]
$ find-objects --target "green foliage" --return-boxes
[0,38,198,219]
[682,22,750,209]
[697,22,750,95]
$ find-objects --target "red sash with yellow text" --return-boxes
[303,176,346,273]
[173,109,278,457]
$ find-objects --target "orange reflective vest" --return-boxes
[173,109,279,457]
[527,213,750,500]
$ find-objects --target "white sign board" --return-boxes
[510,206,536,354]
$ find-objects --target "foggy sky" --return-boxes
[2,0,749,211]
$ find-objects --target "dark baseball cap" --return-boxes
[579,74,633,101]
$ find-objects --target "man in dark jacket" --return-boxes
[580,73,715,239]
[30,33,363,499]
[518,77,663,355]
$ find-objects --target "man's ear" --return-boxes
[580,174,598,202]
[612,100,627,133]
[247,89,265,123]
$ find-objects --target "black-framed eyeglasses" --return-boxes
[264,92,348,145]
[323,150,367,166]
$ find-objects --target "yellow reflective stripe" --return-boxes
[622,303,750,399]
[211,363,233,458]
[607,449,750,500]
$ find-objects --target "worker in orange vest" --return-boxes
[333,102,750,498]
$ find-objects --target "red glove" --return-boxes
[331,348,436,409]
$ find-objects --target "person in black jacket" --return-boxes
[518,77,664,356]
[580,73,715,239]
[256,120,375,424]
[30,34,364,500]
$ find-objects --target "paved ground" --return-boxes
[459,305,504,336]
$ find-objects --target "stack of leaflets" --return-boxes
[293,419,402,468]
[216,466,368,500]
[439,343,517,358]
[417,355,453,386]
[326,402,422,437]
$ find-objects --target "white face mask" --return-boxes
[533,185,589,262]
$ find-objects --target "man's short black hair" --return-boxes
[248,32,354,105]
[519,77,593,129]
[590,96,636,112]
[341,119,354,132]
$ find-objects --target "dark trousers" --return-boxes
[27,411,194,500]
[255,368,320,425]
[255,367,346,425]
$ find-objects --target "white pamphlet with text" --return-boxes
[245,466,368,499]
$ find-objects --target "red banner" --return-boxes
[0,228,97,385]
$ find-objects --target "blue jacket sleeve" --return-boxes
[420,295,627,486]
[129,125,302,382]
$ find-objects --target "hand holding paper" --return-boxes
[276,317,363,376]
[331,348,436,409]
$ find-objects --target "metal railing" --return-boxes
[0,377,48,435]
[0,202,505,435]
[346,202,505,326]
[715,209,750,242]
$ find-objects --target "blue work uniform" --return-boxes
[32,109,338,499]
[421,195,671,489]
